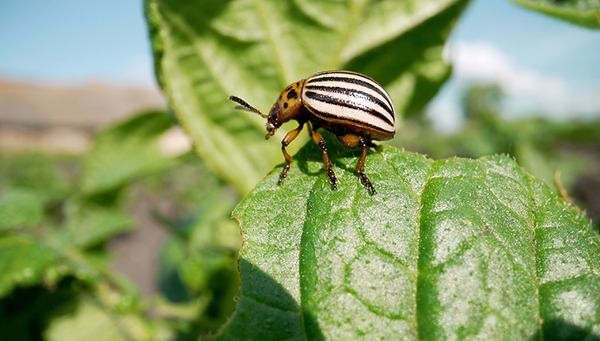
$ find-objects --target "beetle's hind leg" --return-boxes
[337,134,376,194]
[310,129,338,190]
[279,123,304,184]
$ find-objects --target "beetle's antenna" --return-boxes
[228,95,268,119]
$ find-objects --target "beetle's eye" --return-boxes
[270,107,277,121]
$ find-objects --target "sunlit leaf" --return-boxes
[215,136,600,340]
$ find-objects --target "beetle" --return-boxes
[228,70,395,194]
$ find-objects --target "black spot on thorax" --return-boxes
[287,89,298,100]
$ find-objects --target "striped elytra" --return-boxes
[228,70,396,194]
[303,71,395,137]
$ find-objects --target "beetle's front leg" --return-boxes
[311,129,338,189]
[279,123,304,184]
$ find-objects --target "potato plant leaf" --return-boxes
[0,188,44,231]
[510,0,600,28]
[81,111,175,196]
[0,235,58,298]
[63,199,134,249]
[218,136,600,340]
[144,0,470,194]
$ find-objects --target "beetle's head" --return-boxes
[229,80,305,140]
[265,81,305,138]
[265,104,281,139]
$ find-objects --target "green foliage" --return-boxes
[0,235,58,298]
[0,112,223,340]
[510,0,600,28]
[81,111,176,196]
[392,85,600,197]
[151,156,242,336]
[223,136,600,340]
[1,0,598,340]
[63,199,134,249]
[145,0,469,194]
[0,188,44,231]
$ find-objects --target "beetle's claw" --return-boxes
[327,169,338,190]
[278,165,290,184]
[360,173,376,194]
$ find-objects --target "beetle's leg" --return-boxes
[307,121,314,137]
[311,129,338,189]
[337,134,376,194]
[279,123,304,184]
[356,138,376,194]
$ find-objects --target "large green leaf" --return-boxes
[145,0,469,194]
[510,0,600,29]
[217,136,600,340]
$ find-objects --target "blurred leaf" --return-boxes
[0,153,78,203]
[81,111,176,196]
[158,237,190,303]
[44,294,129,341]
[145,0,469,194]
[0,188,44,231]
[0,235,58,298]
[510,0,600,28]
[212,138,600,340]
[157,197,241,335]
[0,278,82,341]
[43,286,170,341]
[64,199,134,249]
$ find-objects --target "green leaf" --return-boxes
[0,188,44,231]
[43,285,171,341]
[44,294,129,341]
[510,0,600,28]
[0,153,78,204]
[64,199,134,249]
[81,111,175,195]
[157,193,242,334]
[0,235,58,298]
[218,136,600,340]
[144,0,469,194]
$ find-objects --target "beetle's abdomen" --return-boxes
[302,71,395,136]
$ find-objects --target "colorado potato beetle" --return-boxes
[229,70,395,194]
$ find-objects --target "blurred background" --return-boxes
[0,0,598,339]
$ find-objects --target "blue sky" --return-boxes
[0,0,153,84]
[0,0,598,128]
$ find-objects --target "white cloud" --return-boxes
[443,41,568,110]
[427,41,600,132]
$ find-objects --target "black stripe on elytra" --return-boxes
[308,106,394,134]
[307,76,394,118]
[305,85,394,118]
[304,91,394,127]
